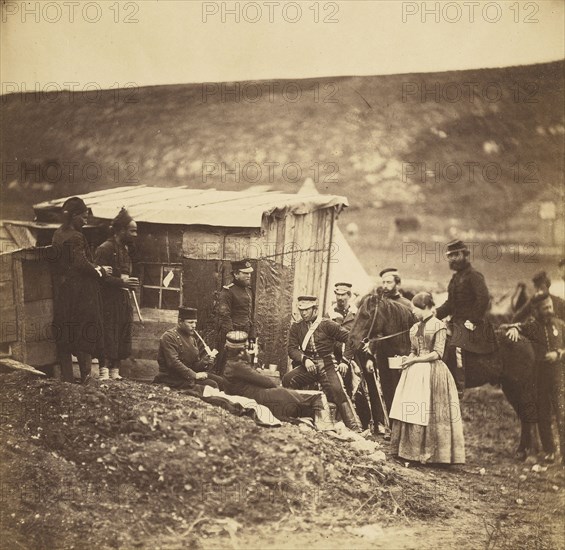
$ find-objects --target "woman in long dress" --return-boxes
[390,292,465,464]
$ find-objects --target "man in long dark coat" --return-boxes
[436,239,498,393]
[94,208,138,380]
[51,197,111,383]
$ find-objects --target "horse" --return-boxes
[349,284,540,460]
[348,289,415,432]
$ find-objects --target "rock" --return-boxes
[479,468,486,476]
[367,451,386,462]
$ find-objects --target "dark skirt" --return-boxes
[101,287,133,360]
[53,276,104,356]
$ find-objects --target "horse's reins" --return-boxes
[362,294,410,345]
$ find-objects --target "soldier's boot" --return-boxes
[109,368,122,380]
[99,367,110,381]
[314,394,335,432]
[337,400,362,432]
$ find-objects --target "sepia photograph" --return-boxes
[1,1,564,548]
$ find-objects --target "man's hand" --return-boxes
[464,320,476,331]
[365,359,374,374]
[195,372,208,380]
[506,327,520,343]
[337,362,348,376]
[304,358,316,373]
[101,266,113,276]
[362,340,371,354]
[545,351,559,363]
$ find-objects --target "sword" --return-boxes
[128,288,144,327]
[194,329,218,358]
[366,357,390,433]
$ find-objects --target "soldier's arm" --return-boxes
[435,297,452,320]
[94,242,125,288]
[217,290,234,333]
[468,271,491,322]
[160,333,197,379]
[288,323,306,364]
[229,360,278,388]
[68,234,105,279]
[324,321,353,362]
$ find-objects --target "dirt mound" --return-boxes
[0,372,450,549]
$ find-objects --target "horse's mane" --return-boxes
[348,291,414,353]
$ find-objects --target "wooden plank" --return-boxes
[0,307,17,343]
[0,280,14,305]
[0,358,46,376]
[0,254,13,281]
[282,212,297,269]
[24,299,54,342]
[11,257,26,363]
[182,229,224,260]
[22,260,53,302]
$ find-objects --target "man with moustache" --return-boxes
[379,268,413,310]
[155,307,225,390]
[506,294,565,464]
[94,208,139,381]
[436,239,497,394]
[215,259,256,372]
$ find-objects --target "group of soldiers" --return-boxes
[51,198,565,459]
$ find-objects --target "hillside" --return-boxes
[1,62,563,227]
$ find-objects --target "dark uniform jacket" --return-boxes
[223,357,277,401]
[216,282,255,343]
[94,237,134,360]
[436,263,496,354]
[155,327,210,387]
[328,303,357,332]
[288,318,351,367]
[518,316,565,364]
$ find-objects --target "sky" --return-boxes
[1,0,564,91]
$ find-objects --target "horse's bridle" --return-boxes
[361,293,410,346]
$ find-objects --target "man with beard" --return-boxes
[512,270,565,323]
[94,208,138,381]
[379,268,412,309]
[155,307,225,390]
[506,294,565,464]
[436,239,497,394]
[215,259,256,372]
[51,197,112,383]
[283,295,362,432]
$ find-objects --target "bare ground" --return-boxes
[0,372,563,550]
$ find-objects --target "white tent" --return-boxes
[298,179,373,300]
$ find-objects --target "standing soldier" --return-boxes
[328,282,358,330]
[94,208,138,381]
[215,259,256,371]
[283,295,362,432]
[51,197,111,383]
[506,294,565,464]
[436,239,498,394]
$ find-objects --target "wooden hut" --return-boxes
[9,186,348,375]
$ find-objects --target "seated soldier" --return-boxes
[155,307,225,390]
[223,331,333,429]
[283,295,362,432]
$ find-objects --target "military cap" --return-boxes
[178,307,198,321]
[379,268,399,278]
[297,295,318,310]
[445,239,469,255]
[232,259,254,273]
[334,282,353,295]
[225,330,249,348]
